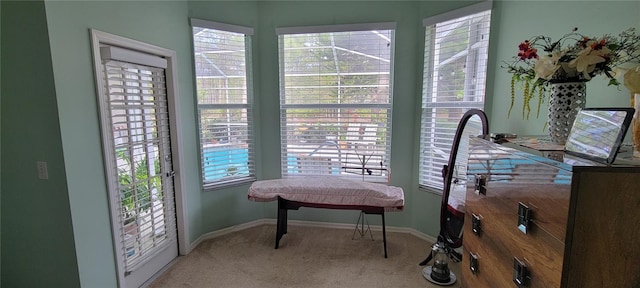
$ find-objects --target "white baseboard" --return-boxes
[187,219,274,253]
[187,218,437,254]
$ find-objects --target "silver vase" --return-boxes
[548,82,586,144]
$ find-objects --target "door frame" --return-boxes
[89,29,189,287]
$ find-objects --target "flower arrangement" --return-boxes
[503,27,640,119]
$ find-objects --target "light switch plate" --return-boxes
[37,161,49,180]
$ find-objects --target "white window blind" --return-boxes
[278,24,395,181]
[419,6,492,192]
[191,20,256,188]
[101,58,177,271]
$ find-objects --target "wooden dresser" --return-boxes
[461,137,640,288]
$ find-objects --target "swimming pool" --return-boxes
[202,146,250,181]
[203,146,342,181]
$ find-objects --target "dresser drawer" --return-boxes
[470,175,570,242]
[464,207,565,287]
[465,185,565,287]
[462,223,513,287]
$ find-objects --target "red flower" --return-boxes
[578,36,591,48]
[517,40,538,60]
[591,39,607,50]
[518,40,530,51]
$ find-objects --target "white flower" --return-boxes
[534,52,561,80]
[568,43,609,80]
[623,65,640,92]
[559,62,579,78]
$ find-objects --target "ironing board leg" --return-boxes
[275,197,287,249]
[382,212,387,258]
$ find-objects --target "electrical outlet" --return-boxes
[37,161,49,180]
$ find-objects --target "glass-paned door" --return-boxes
[101,56,177,287]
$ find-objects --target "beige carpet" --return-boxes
[148,224,462,288]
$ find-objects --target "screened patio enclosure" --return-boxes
[278,27,395,181]
[193,25,396,182]
[192,25,255,185]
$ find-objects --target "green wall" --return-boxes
[185,0,640,240]
[187,0,266,238]
[190,0,486,236]
[0,1,80,287]
[0,0,3,277]
[42,1,200,286]
[0,0,639,287]
[488,1,640,135]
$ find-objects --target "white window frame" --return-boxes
[419,2,492,193]
[190,19,256,190]
[277,23,396,182]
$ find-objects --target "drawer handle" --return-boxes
[472,213,482,235]
[474,174,487,195]
[513,257,531,287]
[469,252,479,274]
[517,202,532,234]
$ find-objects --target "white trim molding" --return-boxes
[276,22,396,35]
[423,0,492,27]
[190,18,254,36]
[188,219,437,253]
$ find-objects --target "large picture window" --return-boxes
[191,19,255,188]
[277,23,395,182]
[419,3,492,192]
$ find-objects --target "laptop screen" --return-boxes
[564,108,635,164]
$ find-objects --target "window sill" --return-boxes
[418,184,443,196]
[203,176,256,192]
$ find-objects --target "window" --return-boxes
[419,3,492,192]
[277,23,395,182]
[191,19,255,188]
